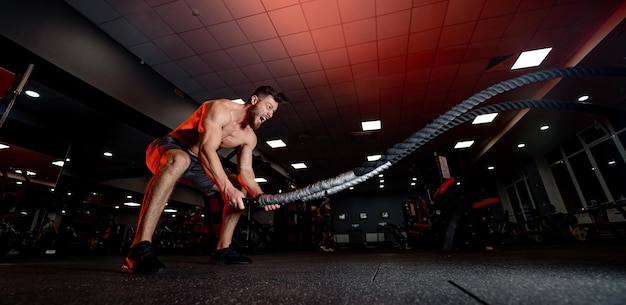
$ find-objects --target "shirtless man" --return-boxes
[121,86,286,274]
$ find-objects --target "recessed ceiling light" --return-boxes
[361,120,381,131]
[164,208,177,213]
[291,162,307,169]
[367,154,381,161]
[511,47,552,70]
[540,125,550,131]
[472,113,498,124]
[379,184,384,188]
[517,143,526,148]
[454,140,475,149]
[103,151,113,157]
[266,139,286,148]
[0,143,9,150]
[24,90,40,98]
[578,95,589,102]
[124,202,141,207]
[255,177,267,183]
[52,160,64,167]
[487,165,495,171]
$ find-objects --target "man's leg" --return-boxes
[121,149,189,274]
[209,173,252,265]
[216,207,243,250]
[131,169,179,246]
[321,227,329,250]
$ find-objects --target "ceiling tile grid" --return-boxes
[99,18,149,47]
[154,1,203,32]
[55,0,626,187]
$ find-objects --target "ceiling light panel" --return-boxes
[367,154,381,161]
[511,47,552,70]
[472,113,498,124]
[454,140,474,149]
[361,120,381,131]
[266,139,286,148]
[24,90,40,98]
[291,162,307,169]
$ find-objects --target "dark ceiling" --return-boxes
[1,0,626,202]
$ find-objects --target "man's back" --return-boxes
[169,99,254,153]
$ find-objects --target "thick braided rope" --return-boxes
[355,66,626,175]
[260,99,622,206]
[259,66,626,206]
[444,99,626,130]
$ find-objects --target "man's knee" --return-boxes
[165,150,191,169]
[148,150,189,173]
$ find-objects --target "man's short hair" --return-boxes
[251,86,287,104]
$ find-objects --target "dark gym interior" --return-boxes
[1,1,626,304]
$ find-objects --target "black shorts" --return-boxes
[147,136,216,194]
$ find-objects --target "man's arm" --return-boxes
[197,101,244,207]
[238,140,283,211]
[237,142,264,198]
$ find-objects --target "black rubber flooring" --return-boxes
[1,242,625,305]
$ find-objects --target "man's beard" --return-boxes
[248,106,261,130]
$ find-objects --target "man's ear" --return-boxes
[250,95,259,105]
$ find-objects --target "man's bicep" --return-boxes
[199,120,224,150]
[199,104,228,149]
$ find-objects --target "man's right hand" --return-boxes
[222,186,246,210]
[241,195,281,211]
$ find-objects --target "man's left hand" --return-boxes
[260,194,281,211]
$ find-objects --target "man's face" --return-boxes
[249,95,278,130]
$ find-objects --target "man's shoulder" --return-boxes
[202,99,232,107]
[200,99,244,119]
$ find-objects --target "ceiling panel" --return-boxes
[1,0,624,199]
[154,1,202,32]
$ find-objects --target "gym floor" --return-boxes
[1,242,625,305]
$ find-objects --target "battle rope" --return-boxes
[440,99,626,131]
[249,66,626,207]
[244,99,624,208]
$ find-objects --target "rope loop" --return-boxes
[256,66,626,206]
